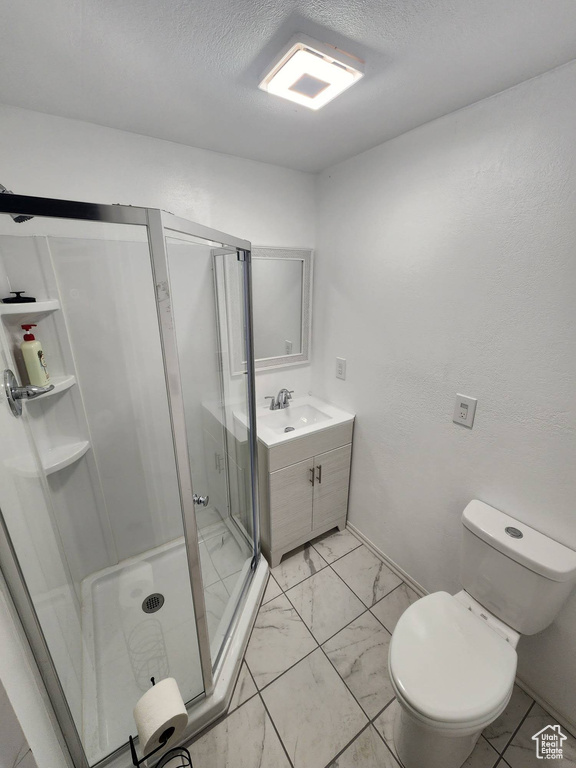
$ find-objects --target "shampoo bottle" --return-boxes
[20,324,50,386]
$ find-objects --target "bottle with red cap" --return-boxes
[20,324,50,386]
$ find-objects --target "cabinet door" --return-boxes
[269,459,313,550]
[312,444,352,529]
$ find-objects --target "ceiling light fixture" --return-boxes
[259,35,364,111]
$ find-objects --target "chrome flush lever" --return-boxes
[4,369,54,417]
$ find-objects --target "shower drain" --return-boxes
[142,593,165,614]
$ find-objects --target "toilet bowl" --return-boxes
[388,591,517,768]
[387,500,576,768]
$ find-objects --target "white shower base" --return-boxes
[80,517,252,764]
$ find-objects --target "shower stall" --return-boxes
[0,194,266,767]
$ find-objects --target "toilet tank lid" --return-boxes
[462,500,576,583]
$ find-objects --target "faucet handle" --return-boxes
[265,396,276,410]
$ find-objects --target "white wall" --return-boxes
[0,104,316,767]
[0,102,316,401]
[313,60,576,729]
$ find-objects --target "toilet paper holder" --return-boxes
[129,732,192,768]
[129,678,192,767]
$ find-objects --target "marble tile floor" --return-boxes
[188,528,576,768]
[0,677,39,768]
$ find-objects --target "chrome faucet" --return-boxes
[265,388,294,410]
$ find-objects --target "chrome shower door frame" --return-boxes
[0,195,261,768]
[147,209,261,680]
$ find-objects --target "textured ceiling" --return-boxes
[1,0,576,172]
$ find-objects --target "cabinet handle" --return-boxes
[316,464,322,484]
[309,467,315,486]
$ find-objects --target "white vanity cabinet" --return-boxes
[258,420,354,567]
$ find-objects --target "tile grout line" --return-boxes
[257,690,295,768]
[309,537,362,565]
[189,591,306,752]
[370,695,397,725]
[261,573,282,604]
[272,551,329,592]
[264,583,394,758]
[481,735,502,768]
[275,545,401,639]
[368,603,395,635]
[246,571,319,690]
[281,584,369,651]
[317,638,383,724]
[248,645,319,696]
[271,535,363,594]
[228,661,258,714]
[367,695,404,765]
[274,539,408,616]
[327,556,403,612]
[277,543,401,617]
[252,584,379,762]
[499,700,535,763]
[493,697,535,756]
[252,601,374,768]
[319,721,374,768]
[370,713,403,767]
[14,748,33,768]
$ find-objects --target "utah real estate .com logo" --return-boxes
[532,724,567,760]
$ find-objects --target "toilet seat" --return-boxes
[389,591,517,727]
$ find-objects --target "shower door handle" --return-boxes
[193,494,210,507]
[4,369,54,417]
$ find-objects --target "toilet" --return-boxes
[388,500,576,768]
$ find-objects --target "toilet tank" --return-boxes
[461,501,576,634]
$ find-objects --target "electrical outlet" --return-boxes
[285,340,293,354]
[336,357,346,380]
[453,394,477,428]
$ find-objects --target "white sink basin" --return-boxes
[259,404,331,435]
[255,396,354,447]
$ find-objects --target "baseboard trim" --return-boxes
[346,521,576,737]
[346,522,427,597]
[514,677,576,737]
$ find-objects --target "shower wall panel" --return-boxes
[0,236,84,731]
[49,237,183,563]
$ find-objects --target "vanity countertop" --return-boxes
[253,395,355,448]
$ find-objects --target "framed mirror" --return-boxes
[222,247,313,374]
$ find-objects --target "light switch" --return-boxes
[336,357,346,380]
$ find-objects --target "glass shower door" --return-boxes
[0,215,206,766]
[0,199,260,768]
[161,221,258,666]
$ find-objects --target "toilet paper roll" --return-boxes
[133,677,188,756]
[119,561,154,609]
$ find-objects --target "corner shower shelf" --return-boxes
[6,440,90,478]
[0,299,60,323]
[26,375,77,401]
